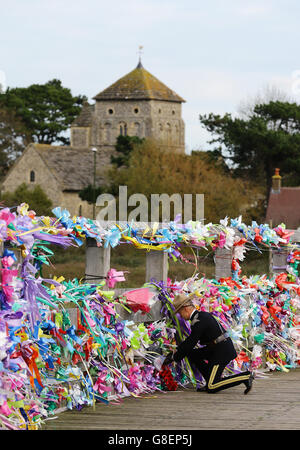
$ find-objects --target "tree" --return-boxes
[1,183,53,216]
[0,79,87,145]
[199,101,300,197]
[78,184,106,204]
[0,107,30,178]
[238,84,291,119]
[111,135,145,167]
[191,148,230,174]
[107,140,264,223]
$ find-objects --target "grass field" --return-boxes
[42,243,270,288]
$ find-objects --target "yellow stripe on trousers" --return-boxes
[208,364,250,390]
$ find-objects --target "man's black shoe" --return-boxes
[244,373,254,395]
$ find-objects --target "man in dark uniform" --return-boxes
[164,293,254,394]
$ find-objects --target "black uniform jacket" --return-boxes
[173,310,237,364]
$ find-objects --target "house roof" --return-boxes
[265,187,300,229]
[71,102,94,127]
[32,144,108,191]
[93,62,185,103]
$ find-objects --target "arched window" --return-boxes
[30,170,35,182]
[119,122,127,136]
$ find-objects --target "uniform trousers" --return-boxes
[188,344,251,393]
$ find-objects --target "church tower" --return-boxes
[70,60,186,154]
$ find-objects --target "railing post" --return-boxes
[269,247,289,276]
[214,248,233,280]
[145,250,168,284]
[269,229,300,276]
[85,237,111,283]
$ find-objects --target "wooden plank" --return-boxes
[42,368,300,430]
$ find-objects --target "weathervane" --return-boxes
[137,45,144,66]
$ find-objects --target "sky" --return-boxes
[1,0,300,152]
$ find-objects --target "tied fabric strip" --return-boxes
[0,203,299,430]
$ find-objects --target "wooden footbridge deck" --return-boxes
[42,368,300,431]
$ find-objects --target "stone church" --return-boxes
[1,60,186,218]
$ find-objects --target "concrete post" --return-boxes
[214,248,233,280]
[269,230,300,276]
[85,238,111,283]
[145,250,168,284]
[269,247,289,276]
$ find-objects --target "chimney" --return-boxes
[272,168,281,193]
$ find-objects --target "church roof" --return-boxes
[93,62,185,103]
[72,102,94,127]
[32,144,107,191]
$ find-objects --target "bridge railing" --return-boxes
[3,228,300,326]
[85,230,300,289]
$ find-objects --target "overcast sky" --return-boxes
[1,0,300,151]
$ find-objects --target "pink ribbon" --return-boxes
[106,268,126,289]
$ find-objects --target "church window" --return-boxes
[30,170,35,182]
[134,108,139,114]
[119,122,127,136]
[172,110,176,115]
[108,108,114,115]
